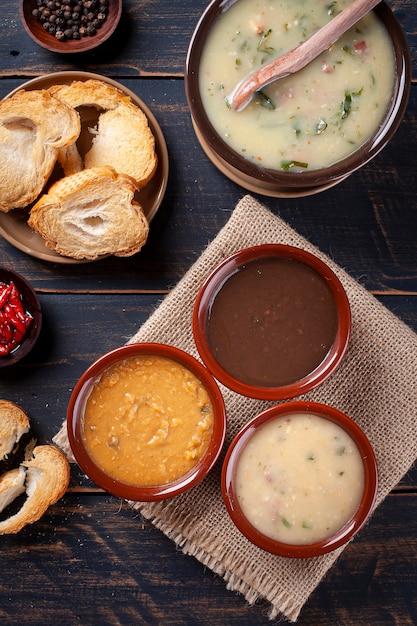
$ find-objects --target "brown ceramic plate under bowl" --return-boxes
[185,0,411,198]
[0,71,169,264]
[193,244,351,401]
[20,0,122,54]
[67,342,227,501]
[222,401,378,558]
[0,267,42,368]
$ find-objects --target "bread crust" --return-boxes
[50,79,158,188]
[0,89,81,212]
[28,166,150,260]
[0,446,70,534]
[0,466,26,513]
[0,400,30,458]
[0,400,70,534]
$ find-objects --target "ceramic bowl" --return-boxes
[185,0,411,198]
[20,0,122,53]
[0,267,42,368]
[193,244,351,400]
[67,342,227,501]
[0,71,169,265]
[222,401,378,558]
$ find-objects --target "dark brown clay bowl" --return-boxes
[193,244,351,401]
[185,0,411,197]
[67,342,227,501]
[20,0,122,53]
[222,401,378,558]
[0,267,42,368]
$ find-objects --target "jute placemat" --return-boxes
[54,195,417,622]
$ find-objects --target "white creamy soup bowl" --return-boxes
[222,401,378,558]
[185,0,411,197]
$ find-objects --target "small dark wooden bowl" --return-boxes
[20,0,122,54]
[0,267,42,368]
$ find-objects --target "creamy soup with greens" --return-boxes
[199,0,395,171]
[235,412,365,544]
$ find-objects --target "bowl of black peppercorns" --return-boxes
[20,0,121,53]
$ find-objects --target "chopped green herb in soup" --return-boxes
[199,0,395,171]
[235,413,365,544]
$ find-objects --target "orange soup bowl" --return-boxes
[192,244,351,401]
[222,401,378,558]
[67,342,227,501]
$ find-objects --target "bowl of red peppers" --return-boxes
[0,267,42,367]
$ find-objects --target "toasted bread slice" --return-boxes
[0,89,81,212]
[85,104,158,189]
[50,79,157,188]
[0,466,26,513]
[49,78,132,111]
[28,166,149,260]
[0,445,70,535]
[0,400,36,474]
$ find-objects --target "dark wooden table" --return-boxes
[0,1,416,624]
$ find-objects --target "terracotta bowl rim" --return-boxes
[192,244,351,400]
[67,342,227,501]
[221,400,378,558]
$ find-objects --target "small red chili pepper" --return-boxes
[4,304,27,336]
[0,283,12,308]
[8,282,27,321]
[0,319,13,344]
[11,327,25,346]
[0,279,33,355]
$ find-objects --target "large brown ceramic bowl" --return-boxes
[185,0,410,198]
[193,244,351,401]
[67,342,227,501]
[222,401,378,558]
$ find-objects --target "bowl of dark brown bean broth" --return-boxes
[192,244,351,400]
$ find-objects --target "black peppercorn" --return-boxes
[32,0,108,40]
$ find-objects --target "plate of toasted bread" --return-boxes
[0,71,168,263]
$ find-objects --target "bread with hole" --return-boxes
[28,166,149,260]
[0,445,70,534]
[0,89,81,212]
[50,79,157,188]
[0,400,70,534]
[0,400,36,475]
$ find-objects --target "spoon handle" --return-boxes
[230,0,381,111]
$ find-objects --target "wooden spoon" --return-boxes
[228,0,381,111]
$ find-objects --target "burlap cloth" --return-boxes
[54,195,417,622]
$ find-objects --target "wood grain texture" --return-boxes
[0,1,416,623]
[0,82,415,293]
[0,493,415,625]
[0,0,415,77]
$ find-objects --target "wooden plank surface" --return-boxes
[0,79,415,294]
[0,0,416,624]
[1,0,416,76]
[0,493,416,625]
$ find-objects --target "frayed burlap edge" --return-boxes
[54,195,417,622]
